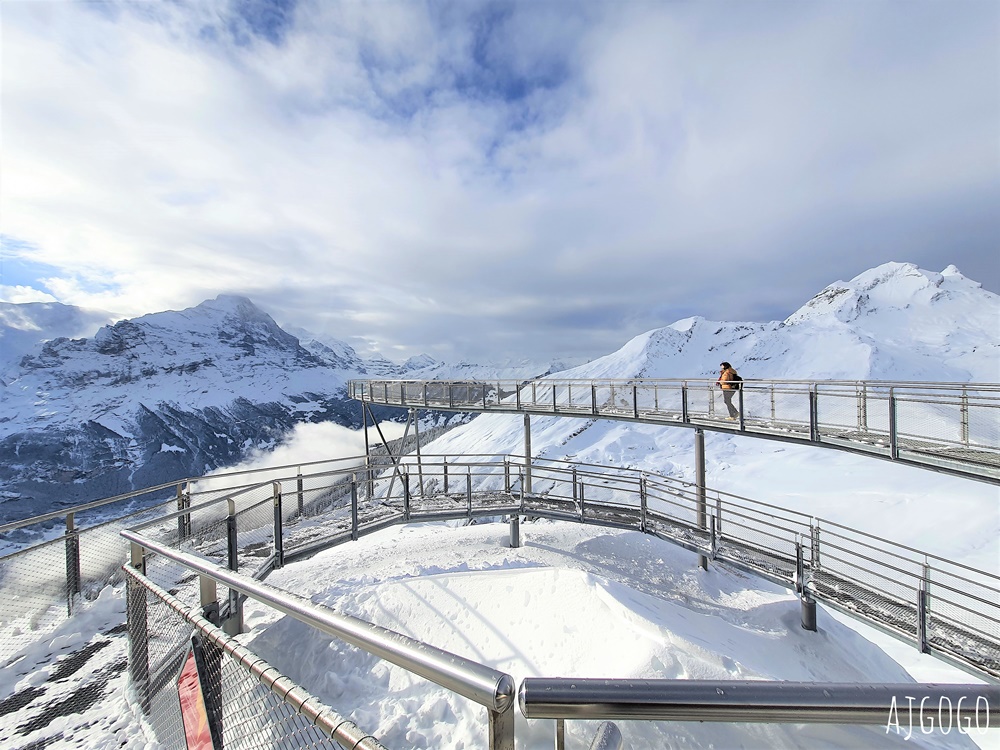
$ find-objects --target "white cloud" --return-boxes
[2,0,997,363]
[0,285,58,304]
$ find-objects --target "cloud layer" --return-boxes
[2,0,997,362]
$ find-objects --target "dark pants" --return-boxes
[722,389,739,418]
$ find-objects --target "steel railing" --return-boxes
[123,529,517,750]
[519,677,1000,724]
[122,565,389,749]
[347,378,1000,483]
[115,451,999,748]
[5,449,999,747]
[113,452,1000,682]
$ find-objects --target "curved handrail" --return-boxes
[121,529,517,714]
[347,378,1000,484]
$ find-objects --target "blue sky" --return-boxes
[1,0,997,363]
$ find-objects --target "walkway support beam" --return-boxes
[695,428,707,570]
[523,414,532,496]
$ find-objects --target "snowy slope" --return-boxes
[0,295,554,522]
[425,263,1000,568]
[244,522,984,750]
[8,520,991,750]
[0,301,115,375]
[550,262,998,383]
[2,262,998,750]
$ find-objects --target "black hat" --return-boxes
[720,362,732,368]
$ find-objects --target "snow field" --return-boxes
[241,520,986,749]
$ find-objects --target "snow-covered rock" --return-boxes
[0,295,553,523]
[552,262,998,383]
[0,301,115,376]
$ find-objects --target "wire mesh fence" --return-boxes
[3,439,999,749]
[125,566,386,749]
[351,378,1000,481]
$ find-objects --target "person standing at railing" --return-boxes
[717,362,742,419]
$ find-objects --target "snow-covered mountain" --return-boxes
[0,300,116,374]
[1,262,995,526]
[555,262,997,383]
[425,262,1000,566]
[0,295,550,523]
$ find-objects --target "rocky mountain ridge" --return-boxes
[1,262,995,524]
[0,295,550,523]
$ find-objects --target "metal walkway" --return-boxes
[348,378,1000,483]
[117,453,998,680]
[2,449,999,749]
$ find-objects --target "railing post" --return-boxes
[555,717,565,750]
[572,467,579,512]
[65,512,81,615]
[444,462,450,495]
[810,520,821,571]
[200,573,219,625]
[523,414,532,497]
[466,470,473,515]
[639,476,647,533]
[126,566,150,714]
[681,383,689,423]
[709,514,718,560]
[858,383,868,434]
[961,389,970,446]
[177,482,191,541]
[889,387,899,459]
[403,471,411,521]
[197,575,223,744]
[795,539,804,594]
[489,705,515,750]
[917,561,930,653]
[579,478,585,522]
[770,382,776,425]
[738,386,745,431]
[225,499,242,635]
[272,481,284,569]
[632,383,638,419]
[351,474,359,541]
[808,386,819,442]
[505,457,510,493]
[591,384,597,416]
[695,428,707,571]
[297,469,304,516]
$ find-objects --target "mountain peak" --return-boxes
[783,262,987,326]
[195,294,262,317]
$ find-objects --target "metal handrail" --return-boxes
[519,678,1000,725]
[350,377,1000,390]
[0,454,365,535]
[348,378,1000,485]
[120,529,517,715]
[122,566,389,749]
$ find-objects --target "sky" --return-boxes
[1,0,998,364]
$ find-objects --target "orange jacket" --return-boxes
[717,367,739,390]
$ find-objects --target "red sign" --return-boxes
[177,648,216,750]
